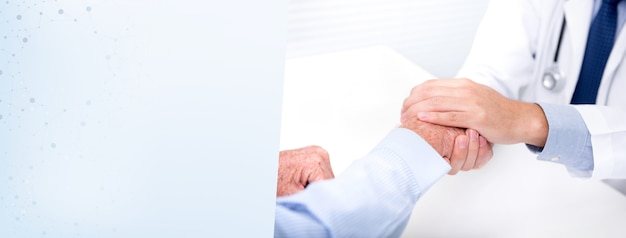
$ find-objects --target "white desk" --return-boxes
[280,46,626,237]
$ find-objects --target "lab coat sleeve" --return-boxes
[527,103,594,178]
[274,128,451,238]
[456,0,538,100]
[573,105,626,179]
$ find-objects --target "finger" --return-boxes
[405,95,474,116]
[303,149,335,185]
[461,129,480,171]
[474,136,494,169]
[403,78,487,115]
[403,78,475,112]
[402,85,465,114]
[401,84,429,113]
[323,159,335,179]
[276,169,306,197]
[413,102,478,128]
[414,78,472,90]
[402,97,473,124]
[427,78,475,87]
[315,147,335,178]
[307,165,335,184]
[448,135,468,175]
[415,111,474,129]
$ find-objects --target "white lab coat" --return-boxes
[457,0,626,179]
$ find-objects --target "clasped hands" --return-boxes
[401,78,546,174]
[277,78,547,197]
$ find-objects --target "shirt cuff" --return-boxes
[372,128,451,192]
[527,103,594,177]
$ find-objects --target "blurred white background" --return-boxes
[287,0,490,77]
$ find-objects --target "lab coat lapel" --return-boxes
[598,18,626,105]
[563,0,592,63]
[563,0,593,102]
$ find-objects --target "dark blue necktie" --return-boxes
[571,0,621,104]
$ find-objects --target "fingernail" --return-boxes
[470,130,478,140]
[417,112,428,120]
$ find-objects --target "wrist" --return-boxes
[401,118,462,158]
[401,119,443,157]
[517,103,548,147]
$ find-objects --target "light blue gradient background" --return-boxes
[0,1,285,237]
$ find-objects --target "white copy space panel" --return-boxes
[0,1,285,237]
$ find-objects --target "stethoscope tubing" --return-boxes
[543,16,567,91]
[554,17,567,63]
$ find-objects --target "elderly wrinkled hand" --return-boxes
[445,128,493,175]
[277,145,335,197]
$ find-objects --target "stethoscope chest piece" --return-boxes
[542,63,565,91]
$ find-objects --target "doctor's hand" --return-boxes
[277,145,335,197]
[401,78,548,147]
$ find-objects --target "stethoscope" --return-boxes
[542,17,567,91]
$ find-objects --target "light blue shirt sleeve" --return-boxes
[274,128,451,238]
[526,103,594,177]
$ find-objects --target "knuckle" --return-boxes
[476,110,488,123]
[311,154,325,163]
[470,98,482,107]
[308,145,322,150]
[402,97,412,108]
[410,85,431,99]
[448,112,458,122]
[460,88,474,98]
[410,85,421,95]
[315,148,330,161]
[421,80,437,91]
[308,145,326,153]
[428,97,440,107]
